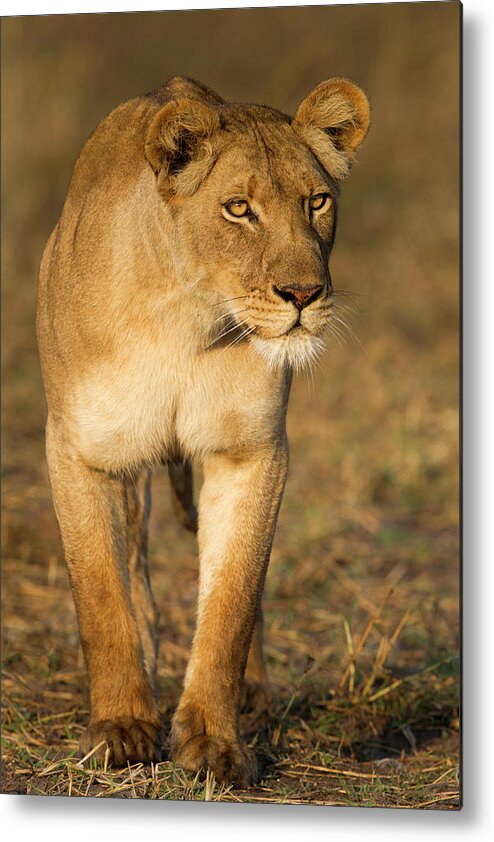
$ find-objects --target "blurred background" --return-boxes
[1,3,460,805]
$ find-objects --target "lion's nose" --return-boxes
[273,283,323,311]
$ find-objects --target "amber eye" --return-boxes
[225,199,250,218]
[309,193,331,213]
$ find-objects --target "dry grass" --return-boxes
[1,4,460,808]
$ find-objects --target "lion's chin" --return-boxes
[250,330,325,373]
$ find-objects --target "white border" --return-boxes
[1,0,436,16]
[3,0,493,838]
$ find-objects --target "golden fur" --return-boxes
[36,76,370,785]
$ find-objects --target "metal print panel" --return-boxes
[1,1,460,809]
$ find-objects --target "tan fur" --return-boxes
[37,76,370,785]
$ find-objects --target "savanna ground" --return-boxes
[1,4,460,808]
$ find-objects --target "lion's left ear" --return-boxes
[293,78,370,180]
[145,97,221,198]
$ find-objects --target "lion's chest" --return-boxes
[72,343,285,472]
[175,372,283,459]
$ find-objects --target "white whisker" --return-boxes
[211,307,249,327]
[327,322,346,347]
[331,314,369,358]
[332,314,358,341]
[305,357,316,399]
[334,301,365,318]
[332,287,367,300]
[212,295,249,308]
[205,318,250,350]
[225,325,256,350]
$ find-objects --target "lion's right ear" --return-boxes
[293,78,370,181]
[145,98,221,198]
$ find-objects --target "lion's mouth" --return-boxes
[280,319,318,340]
[286,323,307,336]
[256,321,319,343]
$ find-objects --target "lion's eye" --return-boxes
[309,193,331,213]
[224,199,250,219]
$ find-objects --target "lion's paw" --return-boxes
[79,717,163,767]
[172,735,257,787]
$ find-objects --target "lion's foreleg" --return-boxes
[46,420,161,766]
[170,444,288,785]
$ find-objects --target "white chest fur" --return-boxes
[71,322,288,474]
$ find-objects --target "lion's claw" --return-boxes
[79,717,163,767]
[172,734,257,787]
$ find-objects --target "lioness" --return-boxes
[37,76,370,786]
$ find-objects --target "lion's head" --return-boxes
[145,77,370,371]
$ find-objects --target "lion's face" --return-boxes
[169,123,337,369]
[145,81,370,370]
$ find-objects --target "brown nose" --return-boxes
[273,284,323,311]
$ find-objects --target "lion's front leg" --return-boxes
[46,420,162,767]
[170,445,288,786]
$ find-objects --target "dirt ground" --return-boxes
[1,4,460,807]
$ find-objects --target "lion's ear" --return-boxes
[145,97,221,197]
[293,78,370,180]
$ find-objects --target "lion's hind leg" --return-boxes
[126,469,159,688]
[243,610,271,716]
[168,460,198,533]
